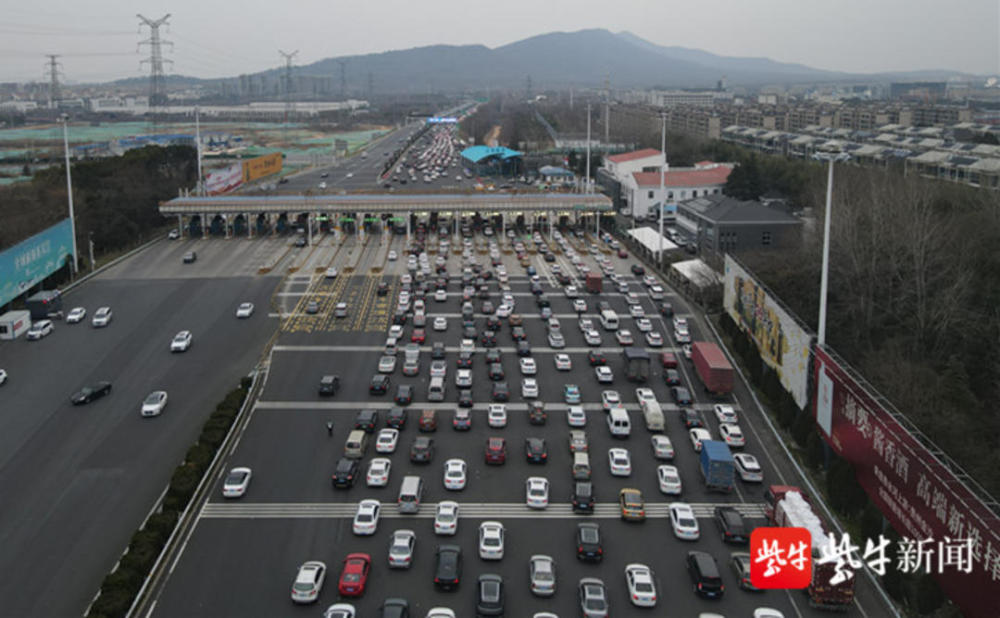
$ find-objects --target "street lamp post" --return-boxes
[61,114,78,275]
[658,110,666,269]
[813,150,850,346]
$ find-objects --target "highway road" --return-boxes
[145,228,896,617]
[0,238,284,616]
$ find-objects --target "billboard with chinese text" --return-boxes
[724,255,813,409]
[242,152,283,183]
[204,163,243,195]
[0,219,73,308]
[814,345,1000,618]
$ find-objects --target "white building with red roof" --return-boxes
[623,161,734,221]
[602,148,665,182]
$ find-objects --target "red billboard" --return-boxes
[813,345,1000,617]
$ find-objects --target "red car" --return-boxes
[485,437,507,464]
[660,351,678,368]
[617,250,628,258]
[338,552,371,597]
[411,328,426,343]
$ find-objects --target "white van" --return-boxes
[344,430,369,459]
[606,407,631,437]
[385,337,398,356]
[599,309,619,331]
[398,475,424,514]
[639,398,665,431]
[572,452,592,480]
[427,376,445,402]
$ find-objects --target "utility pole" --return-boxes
[60,114,78,276]
[137,14,172,120]
[569,87,574,110]
[194,107,203,195]
[658,110,666,269]
[367,71,374,99]
[44,55,62,109]
[279,49,298,131]
[337,60,347,99]
[585,103,592,193]
[604,74,610,145]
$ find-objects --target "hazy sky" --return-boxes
[2,0,997,83]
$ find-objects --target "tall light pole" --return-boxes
[61,114,78,275]
[658,110,666,269]
[814,150,850,346]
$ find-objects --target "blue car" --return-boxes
[564,384,581,404]
[526,266,537,276]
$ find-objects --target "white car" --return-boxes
[325,267,338,279]
[657,465,682,495]
[682,344,692,359]
[572,299,587,313]
[714,404,739,424]
[615,330,634,345]
[673,326,691,344]
[0,369,6,386]
[387,529,416,569]
[649,285,665,300]
[170,330,193,352]
[734,453,764,482]
[236,302,255,318]
[66,307,86,323]
[443,458,467,490]
[601,390,621,411]
[488,404,507,427]
[753,609,785,618]
[625,563,658,608]
[673,316,688,330]
[222,466,252,498]
[635,318,652,332]
[376,428,399,453]
[434,289,448,302]
[584,330,602,346]
[669,502,700,540]
[689,427,712,452]
[352,499,381,535]
[291,561,326,604]
[460,339,474,354]
[548,332,566,348]
[388,250,397,260]
[140,390,168,417]
[634,387,656,405]
[595,366,613,383]
[26,320,53,340]
[564,286,579,298]
[378,355,397,373]
[554,354,572,371]
[478,521,505,560]
[567,406,587,427]
[495,304,511,317]
[520,357,537,375]
[526,476,550,509]
[608,448,632,476]
[455,368,473,388]
[651,435,675,460]
[719,423,746,448]
[433,316,448,331]
[92,306,113,327]
[434,500,460,535]
[522,378,539,398]
[645,331,663,347]
[430,360,447,379]
[628,305,644,318]
[388,324,404,339]
[324,606,356,618]
[625,293,640,305]
[366,458,391,487]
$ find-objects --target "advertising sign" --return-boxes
[204,163,244,195]
[242,152,283,183]
[814,345,1000,618]
[0,219,73,308]
[724,255,812,409]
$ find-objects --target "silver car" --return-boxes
[579,577,609,617]
[378,355,397,373]
[387,529,416,568]
[430,360,447,379]
[529,555,556,597]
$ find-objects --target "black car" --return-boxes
[395,384,413,405]
[370,374,390,395]
[510,326,526,341]
[556,273,571,285]
[631,264,646,276]
[355,409,379,432]
[393,311,407,325]
[71,381,112,405]
[715,506,749,544]
[478,285,490,300]
[410,436,435,463]
[183,251,198,263]
[481,301,494,314]
[659,302,674,317]
[458,390,474,408]
[491,382,509,402]
[587,350,607,366]
[462,326,477,340]
[332,458,360,488]
[543,252,556,262]
[687,551,724,598]
[480,330,497,347]
[488,363,505,381]
[528,401,546,425]
[529,282,543,296]
[535,296,550,308]
[452,409,472,431]
[516,341,531,357]
[485,348,502,364]
[525,437,547,463]
[377,281,389,296]
[433,544,462,590]
[680,407,703,428]
[431,342,446,359]
[318,374,340,396]
[671,386,692,405]
[378,598,409,618]
[486,316,500,331]
[476,574,504,617]
[597,301,611,313]
[456,352,473,369]
[572,482,595,513]
[576,522,603,562]
[387,407,407,429]
[664,369,681,386]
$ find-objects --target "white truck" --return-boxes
[0,310,31,340]
[635,388,665,431]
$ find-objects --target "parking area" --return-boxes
[148,225,890,617]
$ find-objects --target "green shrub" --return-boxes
[185,443,214,470]
[199,427,228,449]
[164,465,201,511]
[89,585,134,618]
[145,511,178,538]
[791,409,815,447]
[805,430,825,469]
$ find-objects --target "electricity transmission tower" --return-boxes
[44,54,62,109]
[137,14,173,113]
[337,60,347,99]
[279,49,298,139]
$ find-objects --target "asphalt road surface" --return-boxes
[146,229,895,618]
[0,239,281,617]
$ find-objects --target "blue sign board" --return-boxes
[0,219,73,307]
[426,117,458,124]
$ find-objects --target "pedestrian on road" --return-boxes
[326,421,334,437]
